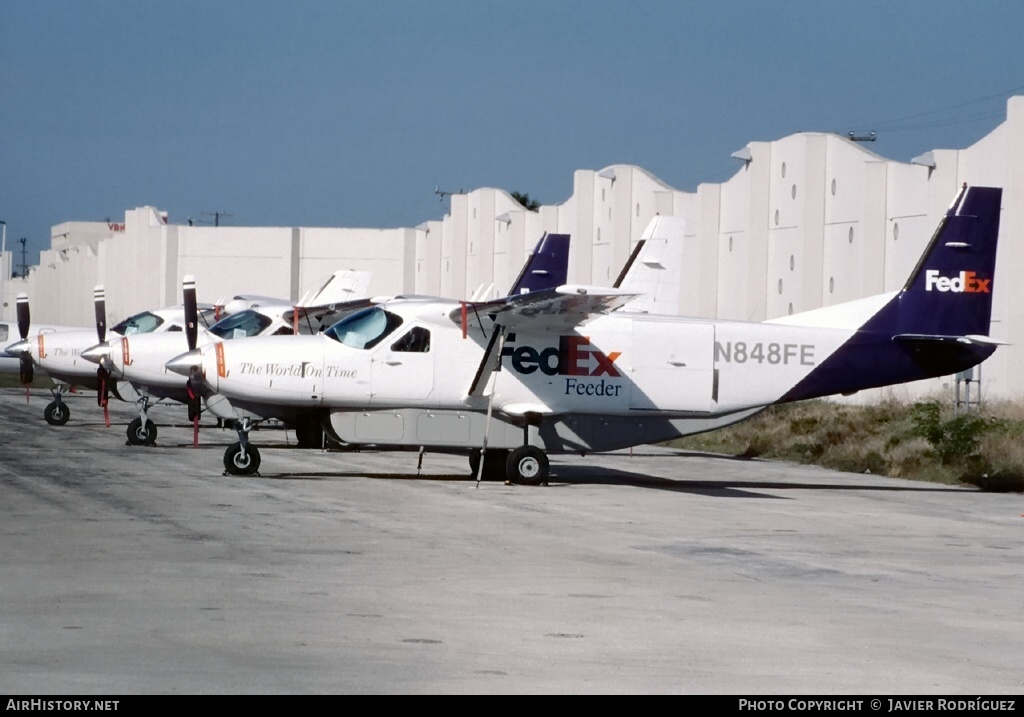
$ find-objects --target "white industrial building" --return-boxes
[3,95,1023,402]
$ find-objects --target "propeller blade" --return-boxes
[183,275,198,352]
[97,366,109,407]
[19,353,33,385]
[94,285,106,343]
[16,293,29,340]
[187,379,201,448]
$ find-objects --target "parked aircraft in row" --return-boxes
[162,185,1004,484]
[82,232,574,454]
[6,288,219,426]
[0,299,79,380]
[5,270,370,434]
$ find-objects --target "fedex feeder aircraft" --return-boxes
[80,270,372,446]
[5,289,219,427]
[84,232,572,455]
[166,185,1003,484]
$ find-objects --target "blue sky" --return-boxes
[2,1,1022,267]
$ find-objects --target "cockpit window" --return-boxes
[112,311,164,335]
[208,309,274,340]
[391,326,430,353]
[324,306,403,349]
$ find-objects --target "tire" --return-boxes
[469,448,509,480]
[505,446,549,485]
[44,401,70,426]
[126,417,157,446]
[224,442,261,476]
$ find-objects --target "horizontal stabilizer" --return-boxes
[893,333,1009,347]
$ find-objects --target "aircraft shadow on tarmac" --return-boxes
[236,447,976,498]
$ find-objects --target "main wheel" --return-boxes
[44,401,70,426]
[224,442,261,476]
[505,446,549,485]
[469,448,509,480]
[126,417,157,446]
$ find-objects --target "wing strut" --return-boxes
[468,325,507,397]
[476,367,500,488]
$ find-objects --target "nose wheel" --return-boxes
[43,386,71,426]
[126,417,157,446]
[223,417,261,476]
[44,400,70,426]
[224,442,261,476]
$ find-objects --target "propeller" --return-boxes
[94,285,111,427]
[16,293,33,393]
[183,275,202,447]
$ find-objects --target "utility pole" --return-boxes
[18,238,27,278]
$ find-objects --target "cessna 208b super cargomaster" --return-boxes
[80,270,372,447]
[5,288,220,426]
[145,231,574,469]
[166,185,1003,483]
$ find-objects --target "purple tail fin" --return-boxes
[885,184,1001,338]
[507,233,570,295]
[780,185,1002,403]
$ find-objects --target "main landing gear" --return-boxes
[505,446,549,485]
[126,395,157,446]
[44,386,71,426]
[470,413,550,485]
[223,417,261,476]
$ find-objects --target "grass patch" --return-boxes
[0,373,55,390]
[669,399,1024,492]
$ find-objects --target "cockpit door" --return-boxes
[370,325,435,402]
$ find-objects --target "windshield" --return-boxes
[208,309,273,340]
[324,306,403,349]
[112,311,164,335]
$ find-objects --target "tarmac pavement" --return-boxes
[0,388,1021,695]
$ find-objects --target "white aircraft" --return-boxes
[167,185,1004,482]
[0,297,80,378]
[84,233,574,456]
[81,270,374,447]
[5,288,224,427]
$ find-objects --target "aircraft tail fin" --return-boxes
[298,269,372,307]
[614,215,686,314]
[507,233,570,295]
[884,184,1001,339]
[778,185,1003,403]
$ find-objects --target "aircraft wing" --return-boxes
[288,298,378,333]
[454,284,640,334]
[457,285,640,397]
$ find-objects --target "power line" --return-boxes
[848,81,1024,133]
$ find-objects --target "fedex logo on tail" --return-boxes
[924,270,991,293]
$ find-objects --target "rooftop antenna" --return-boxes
[847,131,877,142]
[18,237,27,278]
[201,211,233,227]
[434,185,463,201]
